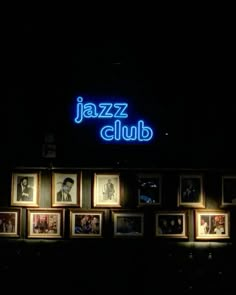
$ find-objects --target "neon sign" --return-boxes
[74,96,154,142]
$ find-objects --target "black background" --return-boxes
[1,9,235,169]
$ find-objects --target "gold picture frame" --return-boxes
[27,208,65,239]
[11,172,40,207]
[69,209,104,238]
[0,207,22,238]
[93,173,121,208]
[51,172,82,207]
[195,209,230,240]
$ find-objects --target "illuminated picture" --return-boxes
[69,209,104,238]
[195,210,230,240]
[155,211,188,239]
[0,208,21,238]
[52,172,82,207]
[27,208,64,238]
[93,173,121,207]
[11,172,39,207]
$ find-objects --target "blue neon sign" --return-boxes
[74,96,154,142]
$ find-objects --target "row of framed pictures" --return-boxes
[9,171,236,208]
[0,207,230,240]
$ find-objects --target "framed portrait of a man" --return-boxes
[11,172,39,207]
[93,173,121,207]
[52,172,82,207]
[178,175,205,208]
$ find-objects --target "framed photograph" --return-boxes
[69,209,104,238]
[27,208,65,239]
[178,175,205,208]
[195,209,230,240]
[137,173,161,206]
[93,173,121,207]
[155,211,188,239]
[52,172,82,207]
[0,208,22,238]
[221,176,236,206]
[11,172,39,207]
[112,211,144,237]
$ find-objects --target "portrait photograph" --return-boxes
[27,208,65,238]
[52,172,82,207]
[0,208,22,238]
[11,172,39,207]
[195,209,230,240]
[93,173,121,207]
[112,211,144,237]
[137,173,161,206]
[178,175,205,208]
[155,211,188,239]
[221,176,236,206]
[69,209,104,238]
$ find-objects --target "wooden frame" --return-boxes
[93,173,121,208]
[112,211,144,237]
[137,173,161,206]
[195,209,230,240]
[52,172,82,207]
[27,208,65,239]
[0,208,22,238]
[178,175,205,208]
[11,172,40,207]
[155,211,188,239]
[69,209,104,238]
[221,176,236,207]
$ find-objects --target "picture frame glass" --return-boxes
[94,174,121,207]
[195,210,230,239]
[27,209,64,238]
[70,211,103,237]
[137,173,161,205]
[222,176,236,206]
[178,175,205,208]
[52,172,81,207]
[0,209,21,237]
[11,173,39,207]
[155,212,188,238]
[113,213,144,237]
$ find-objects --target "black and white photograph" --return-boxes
[93,173,121,207]
[11,172,39,207]
[52,172,81,207]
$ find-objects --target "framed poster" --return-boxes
[52,172,82,207]
[93,173,121,207]
[221,176,236,206]
[11,172,39,207]
[137,173,161,206]
[0,208,22,238]
[112,211,144,237]
[69,209,104,238]
[27,208,65,239]
[155,211,188,239]
[178,175,205,208]
[195,209,230,240]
